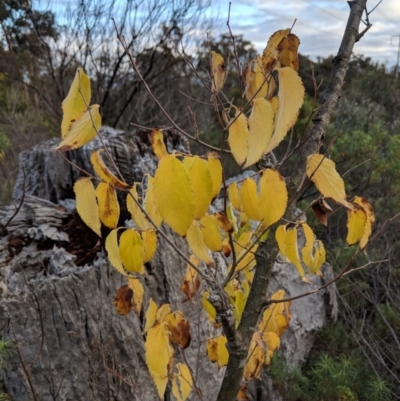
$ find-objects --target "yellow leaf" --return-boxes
[214,211,234,234]
[259,169,288,228]
[262,28,291,74]
[186,156,213,220]
[90,149,129,189]
[74,177,101,236]
[200,215,222,252]
[172,363,193,401]
[206,335,229,368]
[243,98,274,168]
[284,226,305,277]
[145,323,174,399]
[308,240,325,273]
[228,182,241,211]
[240,211,249,224]
[234,230,253,253]
[186,221,214,266]
[154,155,195,236]
[142,230,157,263]
[211,51,226,94]
[119,229,145,274]
[164,311,191,349]
[233,230,257,273]
[56,105,101,151]
[61,68,91,138]
[208,153,223,199]
[225,279,249,327]
[240,178,261,221]
[264,67,304,154]
[354,196,375,249]
[181,255,201,301]
[96,182,120,229]
[275,224,287,257]
[263,331,281,357]
[258,330,281,366]
[105,229,126,275]
[346,205,367,246]
[270,96,279,115]
[300,222,315,267]
[243,262,256,284]
[156,304,172,324]
[243,55,273,101]
[145,175,163,228]
[226,204,238,233]
[228,109,249,167]
[182,156,194,170]
[235,243,258,273]
[306,154,350,207]
[144,298,158,332]
[127,184,148,230]
[202,291,220,327]
[151,129,168,159]
[128,276,144,315]
[258,290,291,336]
[243,336,264,380]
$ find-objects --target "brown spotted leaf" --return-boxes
[164,311,191,349]
[114,285,133,316]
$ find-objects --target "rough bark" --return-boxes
[12,126,189,205]
[216,1,368,399]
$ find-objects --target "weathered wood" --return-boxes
[12,126,189,204]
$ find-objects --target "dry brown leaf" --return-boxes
[262,28,290,74]
[311,198,332,226]
[278,33,300,71]
[214,211,234,233]
[181,255,201,301]
[114,285,134,316]
[164,311,191,349]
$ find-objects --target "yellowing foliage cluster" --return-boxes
[56,25,376,400]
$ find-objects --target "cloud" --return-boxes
[211,0,399,68]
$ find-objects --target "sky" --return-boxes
[210,0,400,68]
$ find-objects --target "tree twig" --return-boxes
[112,19,225,154]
